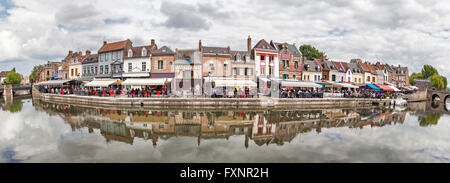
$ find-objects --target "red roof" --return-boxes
[341,62,349,71]
[98,40,131,53]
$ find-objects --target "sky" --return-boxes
[0,0,449,81]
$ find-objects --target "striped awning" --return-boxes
[375,84,394,91]
[85,79,122,87]
[365,84,381,91]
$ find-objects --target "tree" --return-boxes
[409,72,423,85]
[8,101,23,113]
[29,65,43,83]
[421,65,438,79]
[430,74,445,90]
[299,44,326,60]
[418,113,441,127]
[11,68,16,72]
[441,75,447,88]
[5,72,22,85]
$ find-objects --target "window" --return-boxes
[71,69,74,76]
[293,75,296,80]
[261,67,265,75]
[332,75,336,82]
[75,68,78,76]
[372,77,376,82]
[348,77,351,82]
[128,63,132,72]
[367,76,370,82]
[158,60,164,70]
[359,78,361,83]
[142,48,146,56]
[183,70,191,78]
[105,65,109,74]
[239,68,245,76]
[224,64,228,71]
[209,63,214,71]
[295,61,298,69]
[260,55,265,61]
[269,56,273,63]
[100,66,103,74]
[233,68,237,75]
[283,74,289,79]
[128,49,132,57]
[142,62,146,72]
[248,69,252,76]
[95,66,98,75]
[269,68,273,75]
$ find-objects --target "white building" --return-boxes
[123,46,152,78]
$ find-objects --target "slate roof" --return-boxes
[152,46,175,55]
[203,46,230,55]
[98,40,131,53]
[272,42,302,57]
[231,50,251,61]
[347,63,363,73]
[127,46,152,58]
[82,54,98,64]
[303,60,321,72]
[175,49,202,64]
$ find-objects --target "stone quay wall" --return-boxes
[32,86,392,109]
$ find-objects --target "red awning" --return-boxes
[375,84,394,91]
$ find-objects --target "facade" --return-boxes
[271,41,302,80]
[172,49,203,96]
[0,71,11,83]
[392,65,409,88]
[123,46,152,78]
[353,59,376,84]
[97,40,133,78]
[199,40,232,77]
[81,54,99,81]
[414,78,430,90]
[302,60,322,82]
[151,46,176,78]
[42,61,60,81]
[347,62,364,84]
[333,61,346,83]
[340,62,353,83]
[230,50,255,81]
[253,38,279,79]
[68,51,88,79]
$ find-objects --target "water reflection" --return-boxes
[32,99,409,147]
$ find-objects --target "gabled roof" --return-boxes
[347,62,363,73]
[332,61,345,72]
[303,60,321,72]
[231,50,251,61]
[341,62,349,71]
[98,40,132,53]
[0,71,11,77]
[272,42,302,57]
[152,46,175,55]
[126,46,152,58]
[253,39,275,50]
[203,46,230,55]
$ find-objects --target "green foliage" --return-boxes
[430,74,445,90]
[11,68,16,72]
[299,44,326,60]
[5,72,21,85]
[409,72,423,85]
[421,65,438,79]
[29,65,43,83]
[418,113,442,127]
[441,75,447,88]
[8,101,23,113]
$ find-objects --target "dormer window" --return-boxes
[128,49,133,57]
[237,55,241,61]
[142,48,147,56]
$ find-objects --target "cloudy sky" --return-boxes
[0,0,449,80]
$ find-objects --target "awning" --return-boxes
[388,85,401,92]
[365,84,381,91]
[122,78,170,86]
[36,80,70,86]
[214,79,257,87]
[375,84,394,91]
[85,79,122,87]
[281,81,322,88]
[317,82,342,88]
[339,83,358,88]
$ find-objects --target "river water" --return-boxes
[0,97,449,163]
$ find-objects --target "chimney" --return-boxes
[320,55,327,61]
[199,40,202,52]
[247,35,251,52]
[68,50,73,57]
[151,39,155,46]
[227,46,231,55]
[103,41,107,45]
[86,50,91,56]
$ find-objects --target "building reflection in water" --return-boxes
[32,100,408,148]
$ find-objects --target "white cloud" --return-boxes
[0,0,449,79]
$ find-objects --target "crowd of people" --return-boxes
[279,88,395,99]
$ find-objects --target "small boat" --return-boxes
[391,95,407,106]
